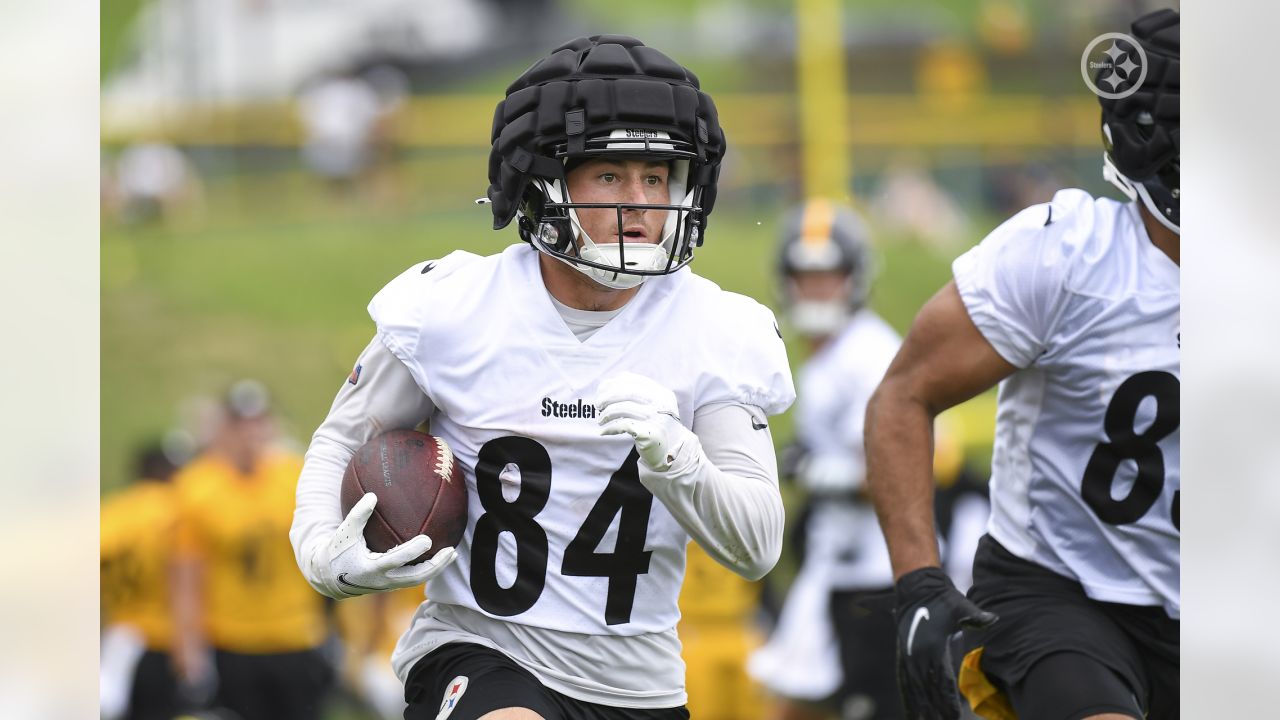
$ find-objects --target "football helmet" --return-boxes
[486,35,727,289]
[1098,9,1179,234]
[776,199,875,336]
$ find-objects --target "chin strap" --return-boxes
[1134,183,1180,236]
[1103,153,1180,236]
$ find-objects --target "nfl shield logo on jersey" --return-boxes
[435,675,469,720]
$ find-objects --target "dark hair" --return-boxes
[134,444,179,482]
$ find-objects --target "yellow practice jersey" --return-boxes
[678,541,762,622]
[678,543,768,720]
[334,585,425,662]
[174,451,326,653]
[101,481,178,651]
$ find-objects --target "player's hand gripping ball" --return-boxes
[340,430,467,564]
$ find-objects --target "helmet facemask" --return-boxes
[520,130,705,290]
[785,278,860,337]
[1095,9,1180,236]
[776,200,876,338]
[1103,118,1180,235]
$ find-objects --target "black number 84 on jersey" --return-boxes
[468,436,653,626]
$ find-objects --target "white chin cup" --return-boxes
[1103,152,1180,236]
[574,242,671,290]
[1134,182,1180,236]
[788,301,850,337]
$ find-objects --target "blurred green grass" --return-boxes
[102,163,976,492]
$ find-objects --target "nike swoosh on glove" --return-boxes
[308,493,457,598]
[894,566,998,720]
[596,372,698,472]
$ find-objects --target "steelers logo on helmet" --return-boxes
[1097,9,1179,235]
[485,35,726,289]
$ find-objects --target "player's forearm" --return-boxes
[291,336,436,596]
[865,378,942,580]
[641,453,783,581]
[293,431,358,597]
[170,559,206,677]
[640,403,784,581]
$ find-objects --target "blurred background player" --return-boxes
[110,139,203,226]
[297,71,388,195]
[750,200,989,720]
[330,586,426,720]
[101,439,190,720]
[749,199,905,720]
[678,544,770,720]
[171,380,335,720]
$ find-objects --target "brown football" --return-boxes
[340,429,467,564]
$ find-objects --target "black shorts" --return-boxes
[959,535,1179,720]
[404,642,690,720]
[828,588,904,719]
[213,647,334,720]
[127,650,178,720]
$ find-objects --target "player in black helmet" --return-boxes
[748,199,907,720]
[866,9,1180,720]
[292,35,794,720]
[487,34,725,290]
[1098,12,1180,236]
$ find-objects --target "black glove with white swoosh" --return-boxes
[894,567,999,720]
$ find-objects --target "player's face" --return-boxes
[788,269,852,303]
[566,158,670,247]
[224,414,275,459]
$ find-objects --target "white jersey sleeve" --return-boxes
[952,191,1085,368]
[693,292,795,416]
[290,336,435,597]
[366,250,483,402]
[638,401,783,581]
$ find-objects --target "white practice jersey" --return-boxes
[953,188,1180,618]
[794,310,901,590]
[747,309,900,699]
[369,244,793,632]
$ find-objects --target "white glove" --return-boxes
[798,453,865,494]
[596,372,698,472]
[308,493,457,598]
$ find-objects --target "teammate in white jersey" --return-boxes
[747,200,905,720]
[290,35,795,720]
[865,9,1179,720]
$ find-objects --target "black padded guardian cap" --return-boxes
[486,35,726,277]
[1099,9,1180,232]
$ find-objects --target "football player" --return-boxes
[678,543,770,720]
[171,381,334,720]
[865,9,1179,720]
[748,200,905,720]
[101,442,185,720]
[290,35,795,720]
